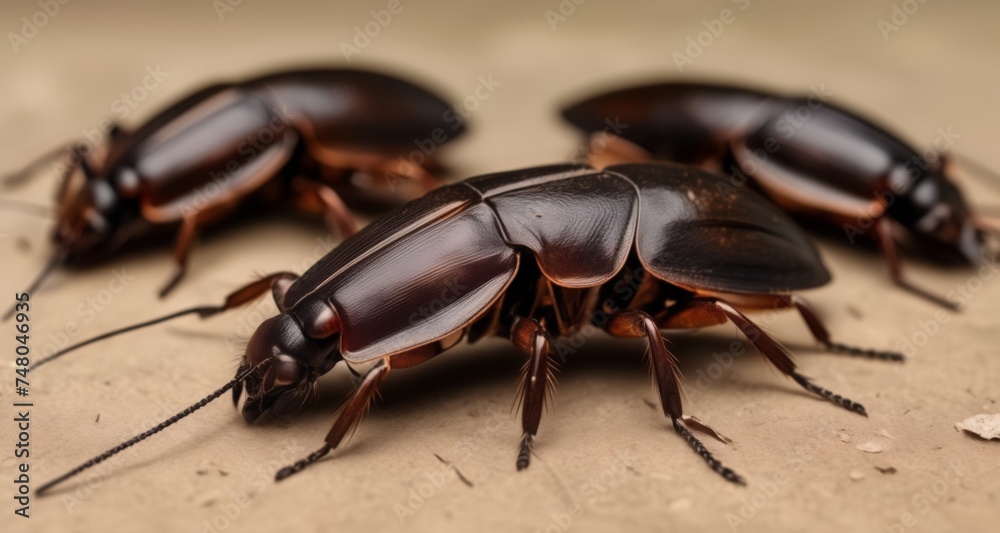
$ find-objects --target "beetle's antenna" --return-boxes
[0,197,53,217]
[36,361,267,496]
[30,304,225,370]
[951,152,1000,191]
[2,144,72,189]
[29,272,289,368]
[2,245,69,322]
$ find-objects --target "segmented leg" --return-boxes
[307,147,438,194]
[510,318,556,471]
[159,212,201,297]
[294,178,359,238]
[875,218,960,310]
[664,299,867,416]
[607,310,744,485]
[276,359,390,481]
[772,295,905,362]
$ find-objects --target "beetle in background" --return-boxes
[561,82,999,310]
[2,68,466,308]
[37,162,901,494]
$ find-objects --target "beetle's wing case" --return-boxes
[736,99,920,208]
[471,167,639,288]
[612,163,831,294]
[284,184,482,306]
[126,85,293,211]
[283,183,518,363]
[561,83,773,164]
[253,69,465,151]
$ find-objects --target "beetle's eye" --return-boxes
[272,355,302,387]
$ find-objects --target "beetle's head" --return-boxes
[904,174,985,264]
[53,170,123,261]
[238,313,342,422]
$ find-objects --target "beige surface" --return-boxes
[1,1,999,532]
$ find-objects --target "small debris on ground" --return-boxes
[849,470,866,481]
[955,413,1000,440]
[874,466,897,475]
[856,441,884,453]
[876,428,896,440]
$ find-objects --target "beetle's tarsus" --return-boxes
[276,445,331,481]
[791,373,867,416]
[825,341,905,363]
[158,268,185,298]
[516,433,533,471]
[673,418,745,485]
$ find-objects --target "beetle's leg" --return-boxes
[158,212,201,297]
[607,310,744,485]
[510,318,556,471]
[293,178,359,238]
[310,147,438,194]
[875,218,960,310]
[663,299,867,417]
[770,295,905,362]
[276,358,390,481]
[585,134,656,169]
[2,144,78,188]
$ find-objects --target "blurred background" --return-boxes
[1,1,998,532]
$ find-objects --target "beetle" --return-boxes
[561,82,1000,310]
[36,162,902,494]
[1,67,467,308]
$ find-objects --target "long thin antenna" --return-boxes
[0,197,53,217]
[36,361,266,496]
[2,144,71,189]
[952,152,1000,191]
[30,305,223,370]
[3,246,69,322]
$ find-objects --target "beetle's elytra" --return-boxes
[562,82,999,310]
[38,162,901,494]
[4,68,466,311]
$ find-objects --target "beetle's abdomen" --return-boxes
[614,163,831,294]
[562,83,772,163]
[256,69,465,150]
[130,88,284,206]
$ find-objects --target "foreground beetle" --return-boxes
[562,82,999,309]
[3,67,465,306]
[37,162,900,493]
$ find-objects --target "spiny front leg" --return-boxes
[276,359,390,481]
[511,318,556,471]
[607,310,745,485]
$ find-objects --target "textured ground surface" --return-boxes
[1,1,998,532]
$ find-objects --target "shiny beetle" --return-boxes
[37,162,901,494]
[3,67,466,303]
[561,82,999,309]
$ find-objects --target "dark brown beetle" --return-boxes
[37,162,900,494]
[561,82,999,309]
[2,67,466,306]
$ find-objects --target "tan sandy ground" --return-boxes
[1,1,998,532]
